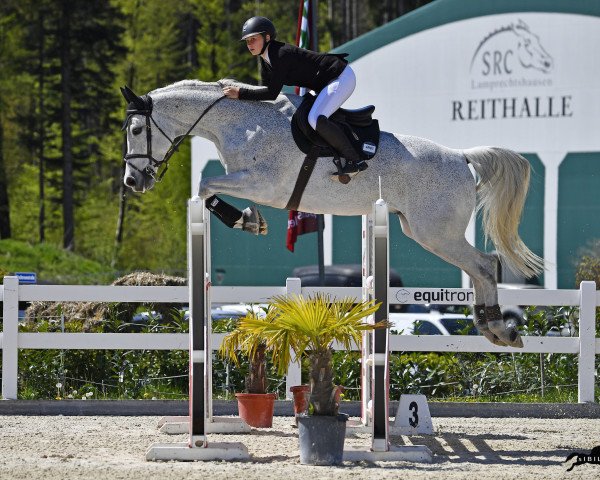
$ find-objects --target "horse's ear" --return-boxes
[516,19,529,32]
[120,85,136,103]
[120,85,146,110]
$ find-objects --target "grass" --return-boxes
[0,239,114,284]
[440,388,582,403]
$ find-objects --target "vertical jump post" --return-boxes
[146,198,249,461]
[344,199,432,462]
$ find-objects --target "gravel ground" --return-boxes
[0,415,598,480]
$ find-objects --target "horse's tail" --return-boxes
[463,146,544,278]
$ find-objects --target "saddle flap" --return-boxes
[291,93,380,160]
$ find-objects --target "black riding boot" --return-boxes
[315,115,362,174]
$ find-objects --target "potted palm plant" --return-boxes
[261,293,384,465]
[219,310,277,428]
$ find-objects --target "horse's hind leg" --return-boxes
[401,215,522,347]
[439,241,522,347]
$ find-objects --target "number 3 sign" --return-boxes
[392,394,433,435]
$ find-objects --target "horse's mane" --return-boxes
[149,78,263,95]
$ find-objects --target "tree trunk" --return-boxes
[38,9,46,243]
[187,12,199,70]
[245,343,267,394]
[112,156,127,268]
[60,0,74,251]
[113,60,136,267]
[309,348,336,415]
[0,117,11,239]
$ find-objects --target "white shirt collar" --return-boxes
[262,47,271,66]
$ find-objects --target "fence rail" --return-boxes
[1,276,598,403]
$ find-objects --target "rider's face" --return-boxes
[245,34,269,55]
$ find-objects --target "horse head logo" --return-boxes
[513,19,553,73]
[470,19,554,75]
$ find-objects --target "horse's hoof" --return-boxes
[242,222,259,235]
[482,330,508,346]
[242,206,261,236]
[473,304,507,346]
[487,320,524,348]
[256,208,268,235]
[330,172,355,184]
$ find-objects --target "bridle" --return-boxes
[122,90,225,182]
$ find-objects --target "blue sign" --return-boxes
[15,272,37,284]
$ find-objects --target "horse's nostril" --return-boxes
[125,176,136,187]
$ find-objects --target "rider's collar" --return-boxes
[262,48,271,66]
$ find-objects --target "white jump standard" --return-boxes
[344,199,432,462]
[146,198,249,461]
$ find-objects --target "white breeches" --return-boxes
[307,65,357,131]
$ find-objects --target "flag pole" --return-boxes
[311,1,325,287]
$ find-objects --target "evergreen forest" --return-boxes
[0,0,432,283]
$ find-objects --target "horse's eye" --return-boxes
[132,126,143,135]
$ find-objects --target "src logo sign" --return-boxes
[470,19,553,76]
[452,19,570,122]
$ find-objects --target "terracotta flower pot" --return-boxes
[290,385,345,417]
[235,392,276,428]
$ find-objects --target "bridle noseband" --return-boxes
[122,91,225,183]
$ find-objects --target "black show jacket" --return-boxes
[238,40,348,101]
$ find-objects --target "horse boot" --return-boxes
[473,304,507,346]
[315,115,365,183]
[486,305,524,348]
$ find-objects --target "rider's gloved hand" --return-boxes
[223,86,240,99]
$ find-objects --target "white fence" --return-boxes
[1,276,598,403]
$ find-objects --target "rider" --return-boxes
[222,16,361,175]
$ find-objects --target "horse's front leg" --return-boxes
[197,172,267,235]
[198,170,248,198]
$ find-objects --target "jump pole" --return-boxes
[344,198,432,462]
[146,198,249,461]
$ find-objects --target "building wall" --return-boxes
[334,0,600,288]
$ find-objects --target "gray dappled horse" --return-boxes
[120,79,543,348]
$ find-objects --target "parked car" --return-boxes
[214,303,268,318]
[388,312,478,336]
[291,264,403,288]
[130,306,246,331]
[291,264,404,311]
[496,282,543,326]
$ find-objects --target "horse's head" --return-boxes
[513,20,553,73]
[120,85,176,192]
[121,82,227,193]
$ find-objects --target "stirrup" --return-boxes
[331,157,366,184]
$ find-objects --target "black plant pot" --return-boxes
[297,413,349,465]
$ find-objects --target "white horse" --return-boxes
[120,79,543,348]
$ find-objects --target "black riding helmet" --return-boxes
[241,16,276,54]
